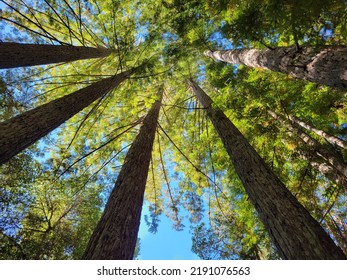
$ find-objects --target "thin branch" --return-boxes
[157,123,228,199]
[80,146,130,190]
[1,1,69,45]
[58,120,140,177]
[0,230,26,258]
[157,131,179,221]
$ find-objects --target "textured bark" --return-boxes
[288,115,346,149]
[268,110,347,179]
[82,88,163,260]
[188,79,346,260]
[0,70,132,165]
[0,42,112,69]
[204,46,347,90]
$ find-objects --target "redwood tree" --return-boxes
[82,87,163,260]
[188,78,346,260]
[204,46,347,90]
[0,42,112,69]
[0,69,133,165]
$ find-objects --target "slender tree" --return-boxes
[188,78,345,259]
[268,110,347,179]
[287,115,346,149]
[298,152,347,190]
[204,46,347,90]
[0,69,133,165]
[82,87,163,260]
[0,42,112,69]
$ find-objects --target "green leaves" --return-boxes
[1,0,346,260]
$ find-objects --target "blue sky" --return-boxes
[0,1,207,260]
[137,203,200,260]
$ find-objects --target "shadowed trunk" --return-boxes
[188,78,345,260]
[0,70,132,165]
[82,87,163,260]
[205,46,347,90]
[0,42,112,69]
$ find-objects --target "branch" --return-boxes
[157,123,228,199]
[58,119,142,177]
[79,144,131,191]
[0,230,26,258]
[157,132,179,221]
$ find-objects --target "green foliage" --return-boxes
[216,0,347,47]
[0,0,346,260]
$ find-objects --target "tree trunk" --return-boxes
[301,153,347,190]
[188,79,346,259]
[268,110,347,179]
[0,42,112,69]
[82,87,163,260]
[288,115,346,149]
[0,70,132,165]
[204,46,347,90]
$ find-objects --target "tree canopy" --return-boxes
[0,0,346,259]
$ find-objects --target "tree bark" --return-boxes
[82,87,163,260]
[287,115,346,149]
[0,42,112,69]
[268,110,347,179]
[204,46,347,90]
[0,70,132,165]
[188,79,346,259]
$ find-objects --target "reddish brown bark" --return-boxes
[0,42,112,69]
[188,79,346,259]
[0,70,132,165]
[82,87,163,260]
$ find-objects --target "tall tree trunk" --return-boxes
[188,79,345,259]
[268,110,347,179]
[0,70,132,165]
[204,46,347,90]
[0,42,112,69]
[287,115,346,149]
[82,87,163,260]
[299,153,347,190]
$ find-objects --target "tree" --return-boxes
[188,78,346,259]
[0,160,103,260]
[299,152,347,189]
[268,110,347,185]
[204,46,347,90]
[286,114,346,149]
[0,69,133,165]
[1,0,346,261]
[0,42,112,69]
[82,87,163,260]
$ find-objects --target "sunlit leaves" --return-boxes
[1,0,346,260]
